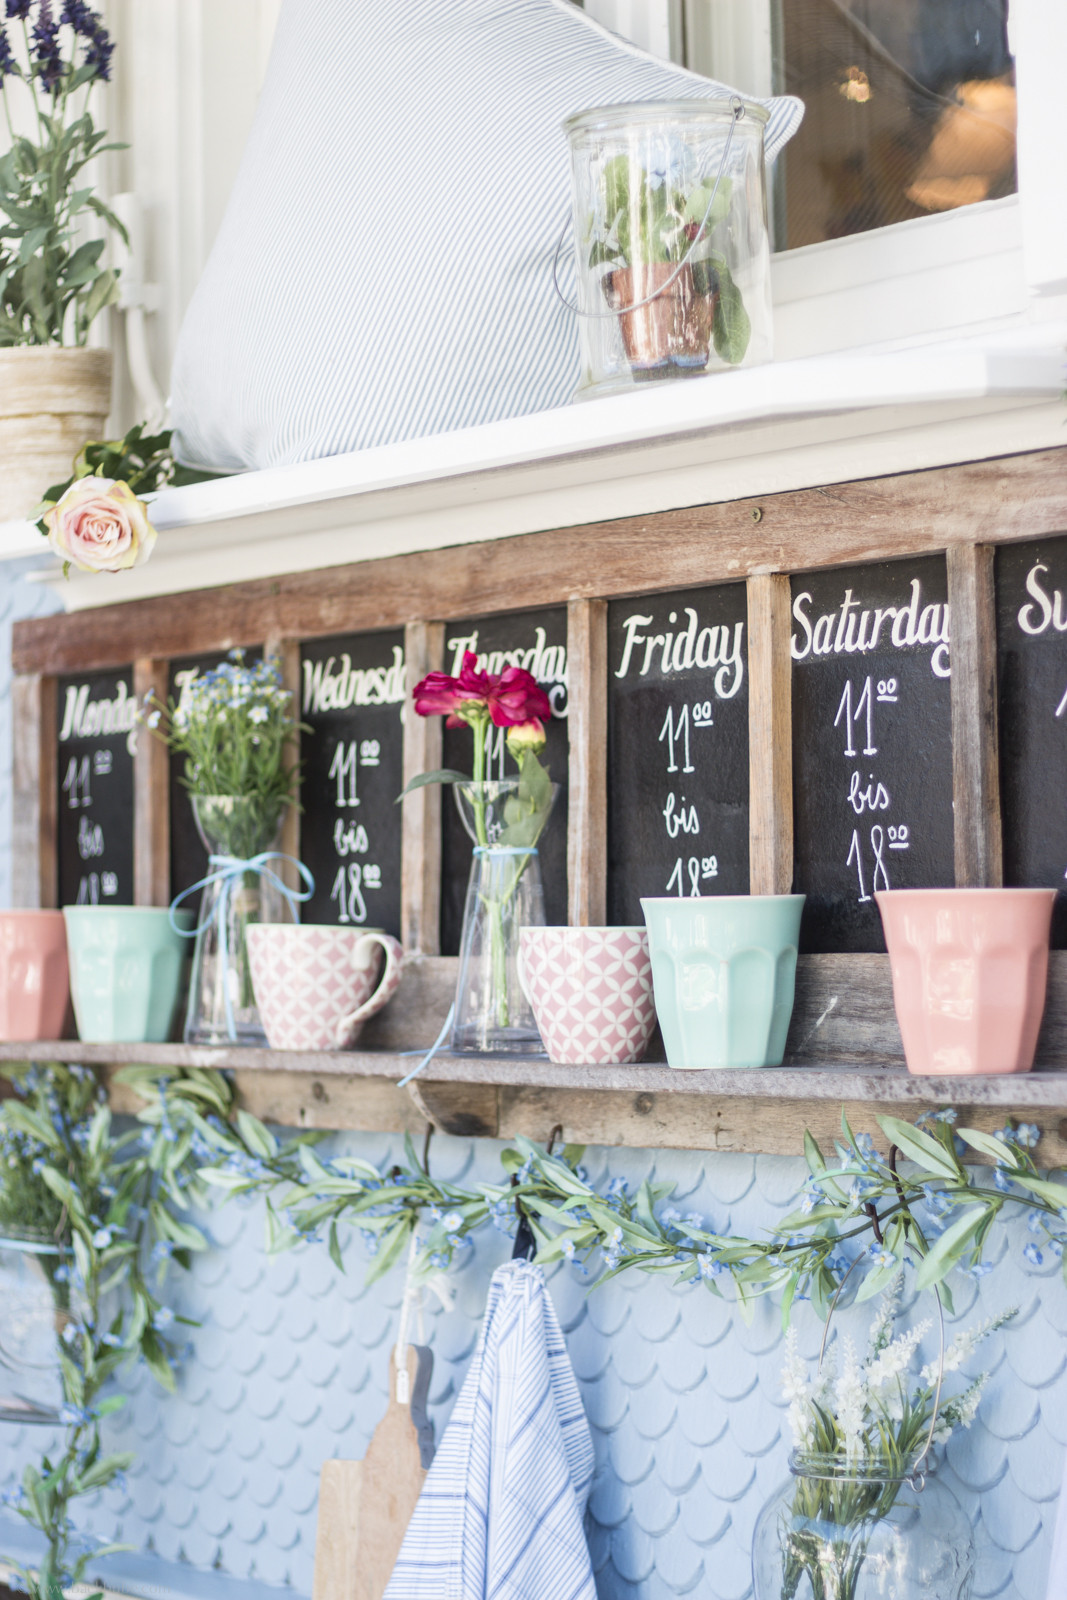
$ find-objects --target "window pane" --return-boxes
[771,0,1016,248]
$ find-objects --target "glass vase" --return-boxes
[184,795,292,1046]
[752,1450,974,1600]
[451,780,559,1055]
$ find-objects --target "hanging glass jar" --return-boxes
[181,795,294,1046]
[0,1232,73,1424]
[451,779,559,1054]
[751,1449,974,1600]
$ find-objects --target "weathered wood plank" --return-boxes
[747,573,793,895]
[13,447,1067,675]
[566,598,607,926]
[11,674,56,909]
[947,543,1003,887]
[133,658,170,906]
[264,636,302,893]
[400,623,444,955]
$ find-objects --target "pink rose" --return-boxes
[44,476,157,574]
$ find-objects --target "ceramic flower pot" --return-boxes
[0,911,69,1041]
[875,887,1056,1075]
[0,348,112,523]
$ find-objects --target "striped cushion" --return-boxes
[170,0,803,472]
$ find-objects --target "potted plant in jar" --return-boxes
[587,153,751,380]
[145,651,312,1046]
[0,1,126,522]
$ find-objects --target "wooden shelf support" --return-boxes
[12,673,56,909]
[747,573,794,895]
[401,622,445,954]
[133,658,171,906]
[566,598,608,926]
[265,636,303,891]
[947,543,1003,887]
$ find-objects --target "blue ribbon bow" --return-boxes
[170,852,315,1043]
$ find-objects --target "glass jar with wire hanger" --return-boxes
[752,1245,978,1600]
[559,97,774,400]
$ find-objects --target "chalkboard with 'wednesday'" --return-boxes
[440,609,569,955]
[997,536,1067,948]
[607,583,750,926]
[300,630,405,936]
[56,668,136,908]
[791,555,955,953]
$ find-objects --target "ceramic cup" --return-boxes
[517,926,656,1066]
[875,887,1056,1076]
[245,924,404,1051]
[63,906,194,1044]
[0,911,69,1041]
[641,895,806,1069]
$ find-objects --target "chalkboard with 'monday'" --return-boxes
[997,535,1067,949]
[791,555,955,953]
[56,668,136,909]
[607,583,750,926]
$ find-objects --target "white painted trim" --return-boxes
[15,323,1063,612]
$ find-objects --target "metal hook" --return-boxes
[546,1124,563,1157]
[421,1123,434,1177]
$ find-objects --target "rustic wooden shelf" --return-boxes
[4,1039,1067,1163]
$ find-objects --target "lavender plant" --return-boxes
[0,1,126,346]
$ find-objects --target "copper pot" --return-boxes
[606,263,716,378]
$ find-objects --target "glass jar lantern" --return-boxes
[562,98,773,400]
[752,1450,975,1600]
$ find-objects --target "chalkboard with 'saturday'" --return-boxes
[791,556,955,954]
[300,632,405,937]
[608,583,750,926]
[56,668,136,908]
[997,536,1067,949]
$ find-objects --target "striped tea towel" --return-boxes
[383,1259,596,1600]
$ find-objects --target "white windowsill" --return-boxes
[4,319,1064,611]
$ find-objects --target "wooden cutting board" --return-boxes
[313,1345,434,1600]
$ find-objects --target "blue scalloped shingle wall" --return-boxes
[0,556,64,908]
[0,1134,1063,1600]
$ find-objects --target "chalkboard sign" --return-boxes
[440,609,569,954]
[791,556,954,953]
[997,536,1067,948]
[56,668,136,908]
[300,631,405,935]
[607,583,749,925]
[168,650,263,910]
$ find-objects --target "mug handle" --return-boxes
[336,932,405,1046]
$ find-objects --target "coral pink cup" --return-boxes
[0,911,69,1042]
[246,924,404,1051]
[875,888,1056,1076]
[518,926,656,1066]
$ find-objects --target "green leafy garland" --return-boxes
[3,1063,1066,1597]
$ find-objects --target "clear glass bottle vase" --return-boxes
[184,795,292,1047]
[751,1450,974,1600]
[451,780,559,1055]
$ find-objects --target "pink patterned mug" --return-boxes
[246,924,404,1051]
[518,926,656,1066]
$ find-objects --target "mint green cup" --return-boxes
[63,907,194,1044]
[641,895,805,1069]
